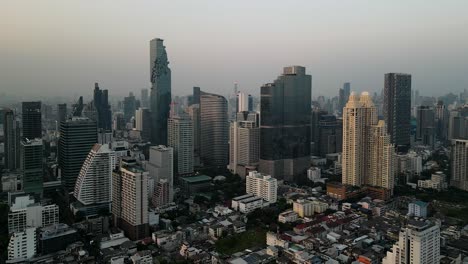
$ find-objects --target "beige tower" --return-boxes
[342,92,377,186]
[369,121,395,191]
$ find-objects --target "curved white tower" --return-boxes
[74,144,115,207]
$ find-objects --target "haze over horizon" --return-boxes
[1,0,468,100]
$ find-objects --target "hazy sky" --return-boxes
[1,1,468,100]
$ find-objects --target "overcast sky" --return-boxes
[1,0,468,100]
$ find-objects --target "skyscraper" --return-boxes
[342,92,395,192]
[200,92,229,167]
[135,107,152,141]
[150,38,171,145]
[22,101,42,140]
[140,88,149,108]
[435,101,449,142]
[4,109,20,170]
[93,83,112,131]
[57,104,67,123]
[451,139,468,191]
[259,66,311,181]
[58,117,97,191]
[20,138,43,195]
[236,92,253,112]
[416,105,436,148]
[317,115,342,157]
[338,82,351,113]
[123,92,136,122]
[73,144,115,215]
[228,112,260,177]
[384,73,412,152]
[187,104,201,167]
[168,114,193,176]
[147,145,174,204]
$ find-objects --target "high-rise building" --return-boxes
[384,73,412,152]
[187,104,201,166]
[73,144,115,216]
[236,92,253,112]
[338,82,351,113]
[168,114,193,176]
[259,66,312,181]
[93,83,112,131]
[147,145,174,204]
[435,101,449,142]
[141,88,149,108]
[416,106,435,148]
[3,108,20,170]
[246,171,277,203]
[22,101,42,139]
[57,103,67,123]
[191,86,201,105]
[123,92,136,122]
[448,106,468,140]
[58,117,97,191]
[382,221,440,264]
[150,38,171,145]
[8,195,59,234]
[135,107,152,141]
[20,138,43,195]
[200,92,229,167]
[317,115,342,157]
[451,139,468,191]
[152,179,170,208]
[342,92,395,193]
[8,227,37,261]
[228,112,260,177]
[114,160,149,240]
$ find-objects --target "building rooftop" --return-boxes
[181,175,212,183]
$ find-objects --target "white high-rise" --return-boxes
[382,221,440,264]
[342,92,395,192]
[246,171,277,203]
[451,139,468,191]
[147,145,174,204]
[168,114,193,175]
[8,227,37,261]
[73,144,115,213]
[8,195,59,234]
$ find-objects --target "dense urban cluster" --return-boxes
[1,38,468,264]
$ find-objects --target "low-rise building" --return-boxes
[231,194,267,214]
[408,201,428,218]
[278,210,299,223]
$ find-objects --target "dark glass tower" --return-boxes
[22,101,42,139]
[150,38,171,145]
[259,66,312,181]
[4,109,20,170]
[384,73,412,152]
[21,138,43,195]
[93,83,112,131]
[57,104,67,123]
[58,117,97,191]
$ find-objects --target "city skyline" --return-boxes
[2,1,468,100]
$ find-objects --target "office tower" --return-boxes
[73,144,115,215]
[8,227,37,261]
[123,92,136,122]
[246,171,277,203]
[93,83,112,131]
[191,86,201,105]
[448,106,468,140]
[317,115,342,157]
[135,107,152,141]
[369,121,395,191]
[338,82,351,113]
[451,139,468,191]
[236,92,253,112]
[382,221,440,264]
[259,66,312,181]
[22,101,42,139]
[141,88,149,108]
[311,109,327,155]
[20,138,43,195]
[8,195,59,234]
[57,104,67,123]
[384,73,412,152]
[58,117,97,191]
[416,105,436,148]
[150,38,171,145]
[152,179,170,208]
[342,92,377,186]
[117,160,149,240]
[168,114,193,176]
[4,109,20,170]
[200,92,229,167]
[435,101,449,142]
[228,112,260,177]
[147,146,174,204]
[187,104,201,166]
[113,112,126,131]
